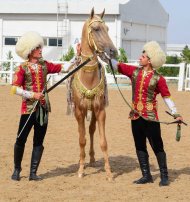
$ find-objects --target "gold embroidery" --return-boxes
[133,102,156,111]
[82,65,98,72]
[73,68,105,105]
[138,71,145,102]
[137,101,144,111]
[26,62,42,92]
[146,103,154,111]
[81,61,98,72]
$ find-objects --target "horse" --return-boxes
[70,8,117,181]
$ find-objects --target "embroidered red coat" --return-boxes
[118,63,171,120]
[12,60,62,114]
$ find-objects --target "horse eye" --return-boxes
[93,27,100,31]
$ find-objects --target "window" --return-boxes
[4,37,18,45]
[48,38,62,47]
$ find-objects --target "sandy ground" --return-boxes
[0,84,190,202]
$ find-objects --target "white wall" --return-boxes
[121,21,166,59]
[0,19,3,59]
[0,0,168,61]
[3,20,57,37]
[119,0,168,27]
[1,16,119,61]
[167,44,190,57]
[119,0,168,59]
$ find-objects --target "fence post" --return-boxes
[178,63,185,91]
[9,58,14,84]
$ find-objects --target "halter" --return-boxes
[79,18,105,72]
[87,18,105,54]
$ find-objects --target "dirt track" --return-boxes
[0,84,190,202]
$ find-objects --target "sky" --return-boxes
[159,0,190,44]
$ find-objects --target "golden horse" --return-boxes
[70,8,117,180]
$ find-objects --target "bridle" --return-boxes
[87,18,105,54]
[80,18,105,71]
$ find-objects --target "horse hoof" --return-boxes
[78,173,85,178]
[106,174,114,182]
[107,177,114,182]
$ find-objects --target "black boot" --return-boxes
[156,152,169,186]
[134,150,153,184]
[29,145,44,181]
[11,144,25,181]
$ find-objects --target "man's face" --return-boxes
[139,52,151,67]
[30,46,42,59]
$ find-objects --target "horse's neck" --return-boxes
[79,52,100,89]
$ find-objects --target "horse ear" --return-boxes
[100,8,105,19]
[90,7,94,19]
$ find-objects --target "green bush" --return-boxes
[157,55,181,77]
[117,47,128,63]
[158,66,179,77]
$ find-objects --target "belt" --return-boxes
[133,101,157,112]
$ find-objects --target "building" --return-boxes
[167,44,190,57]
[0,0,168,61]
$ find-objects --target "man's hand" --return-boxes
[33,92,44,100]
[176,116,183,124]
[111,59,119,70]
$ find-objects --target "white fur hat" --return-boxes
[15,31,44,60]
[143,41,166,69]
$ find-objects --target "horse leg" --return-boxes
[96,109,112,181]
[89,112,96,166]
[75,107,86,178]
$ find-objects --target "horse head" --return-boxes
[81,8,117,62]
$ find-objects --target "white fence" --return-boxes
[185,64,190,91]
[0,59,187,91]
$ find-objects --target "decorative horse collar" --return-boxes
[72,67,105,110]
[80,52,98,72]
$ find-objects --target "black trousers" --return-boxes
[131,117,164,154]
[15,112,48,147]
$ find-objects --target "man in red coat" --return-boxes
[11,31,72,181]
[111,41,183,186]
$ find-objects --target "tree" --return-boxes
[180,45,190,64]
[117,47,128,63]
[1,51,15,83]
[60,46,75,61]
[166,55,181,64]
